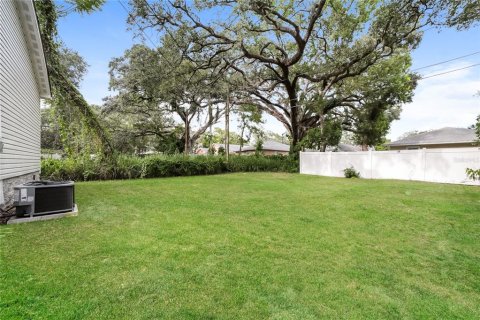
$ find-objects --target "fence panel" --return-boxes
[300,148,480,185]
[330,152,370,178]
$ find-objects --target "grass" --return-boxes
[1,173,479,319]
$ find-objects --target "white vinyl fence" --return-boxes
[300,148,480,185]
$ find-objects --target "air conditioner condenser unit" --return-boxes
[13,181,75,218]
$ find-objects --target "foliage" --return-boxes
[397,130,425,141]
[36,0,113,158]
[41,108,62,151]
[58,47,89,88]
[428,0,480,30]
[200,128,243,147]
[60,0,106,14]
[344,166,360,178]
[465,115,479,180]
[41,155,298,181]
[105,42,226,154]
[100,105,184,155]
[236,104,264,151]
[474,114,480,142]
[217,147,226,156]
[339,53,418,148]
[466,168,480,181]
[299,115,342,151]
[264,131,289,145]
[3,174,480,318]
[374,139,391,151]
[153,127,184,155]
[255,139,264,156]
[127,0,478,154]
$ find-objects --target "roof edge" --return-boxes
[387,140,476,147]
[15,0,51,99]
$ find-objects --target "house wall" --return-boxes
[0,0,42,205]
[389,142,476,150]
[300,148,480,185]
[0,172,39,207]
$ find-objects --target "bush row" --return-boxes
[41,155,299,181]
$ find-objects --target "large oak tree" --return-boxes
[127,0,478,152]
[105,39,227,153]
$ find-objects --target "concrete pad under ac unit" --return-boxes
[7,204,79,224]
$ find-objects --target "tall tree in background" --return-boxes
[299,115,343,151]
[475,115,480,142]
[125,1,404,151]
[236,104,263,152]
[337,53,418,149]
[129,0,479,154]
[105,40,226,154]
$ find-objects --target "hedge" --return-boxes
[41,155,299,181]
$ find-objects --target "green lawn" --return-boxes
[1,173,479,319]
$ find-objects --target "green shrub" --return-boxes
[343,166,360,178]
[41,155,298,181]
[466,168,480,181]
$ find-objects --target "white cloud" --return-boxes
[388,61,480,140]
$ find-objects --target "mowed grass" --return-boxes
[1,173,479,319]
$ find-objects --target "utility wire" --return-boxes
[420,63,480,80]
[412,50,480,71]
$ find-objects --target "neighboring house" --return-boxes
[0,0,51,206]
[326,143,363,152]
[195,147,210,155]
[195,144,241,155]
[388,127,477,150]
[237,140,290,155]
[213,143,241,154]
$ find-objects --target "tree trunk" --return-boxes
[225,89,230,161]
[184,118,190,155]
[239,123,245,153]
[286,83,300,154]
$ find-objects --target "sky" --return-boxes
[57,1,480,141]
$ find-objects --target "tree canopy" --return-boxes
[105,39,228,153]
[126,0,477,153]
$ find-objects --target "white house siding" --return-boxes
[0,0,42,203]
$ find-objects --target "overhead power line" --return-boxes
[420,63,480,80]
[413,50,480,71]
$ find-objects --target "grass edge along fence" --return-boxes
[41,155,299,181]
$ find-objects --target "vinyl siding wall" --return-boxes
[0,0,41,180]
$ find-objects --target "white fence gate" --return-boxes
[300,148,480,185]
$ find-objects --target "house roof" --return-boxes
[195,147,209,154]
[388,127,477,146]
[239,140,290,152]
[213,143,242,153]
[15,0,51,99]
[335,143,363,152]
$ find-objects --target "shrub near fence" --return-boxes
[41,155,299,181]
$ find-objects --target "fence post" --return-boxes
[327,151,332,176]
[422,148,427,181]
[368,150,373,179]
